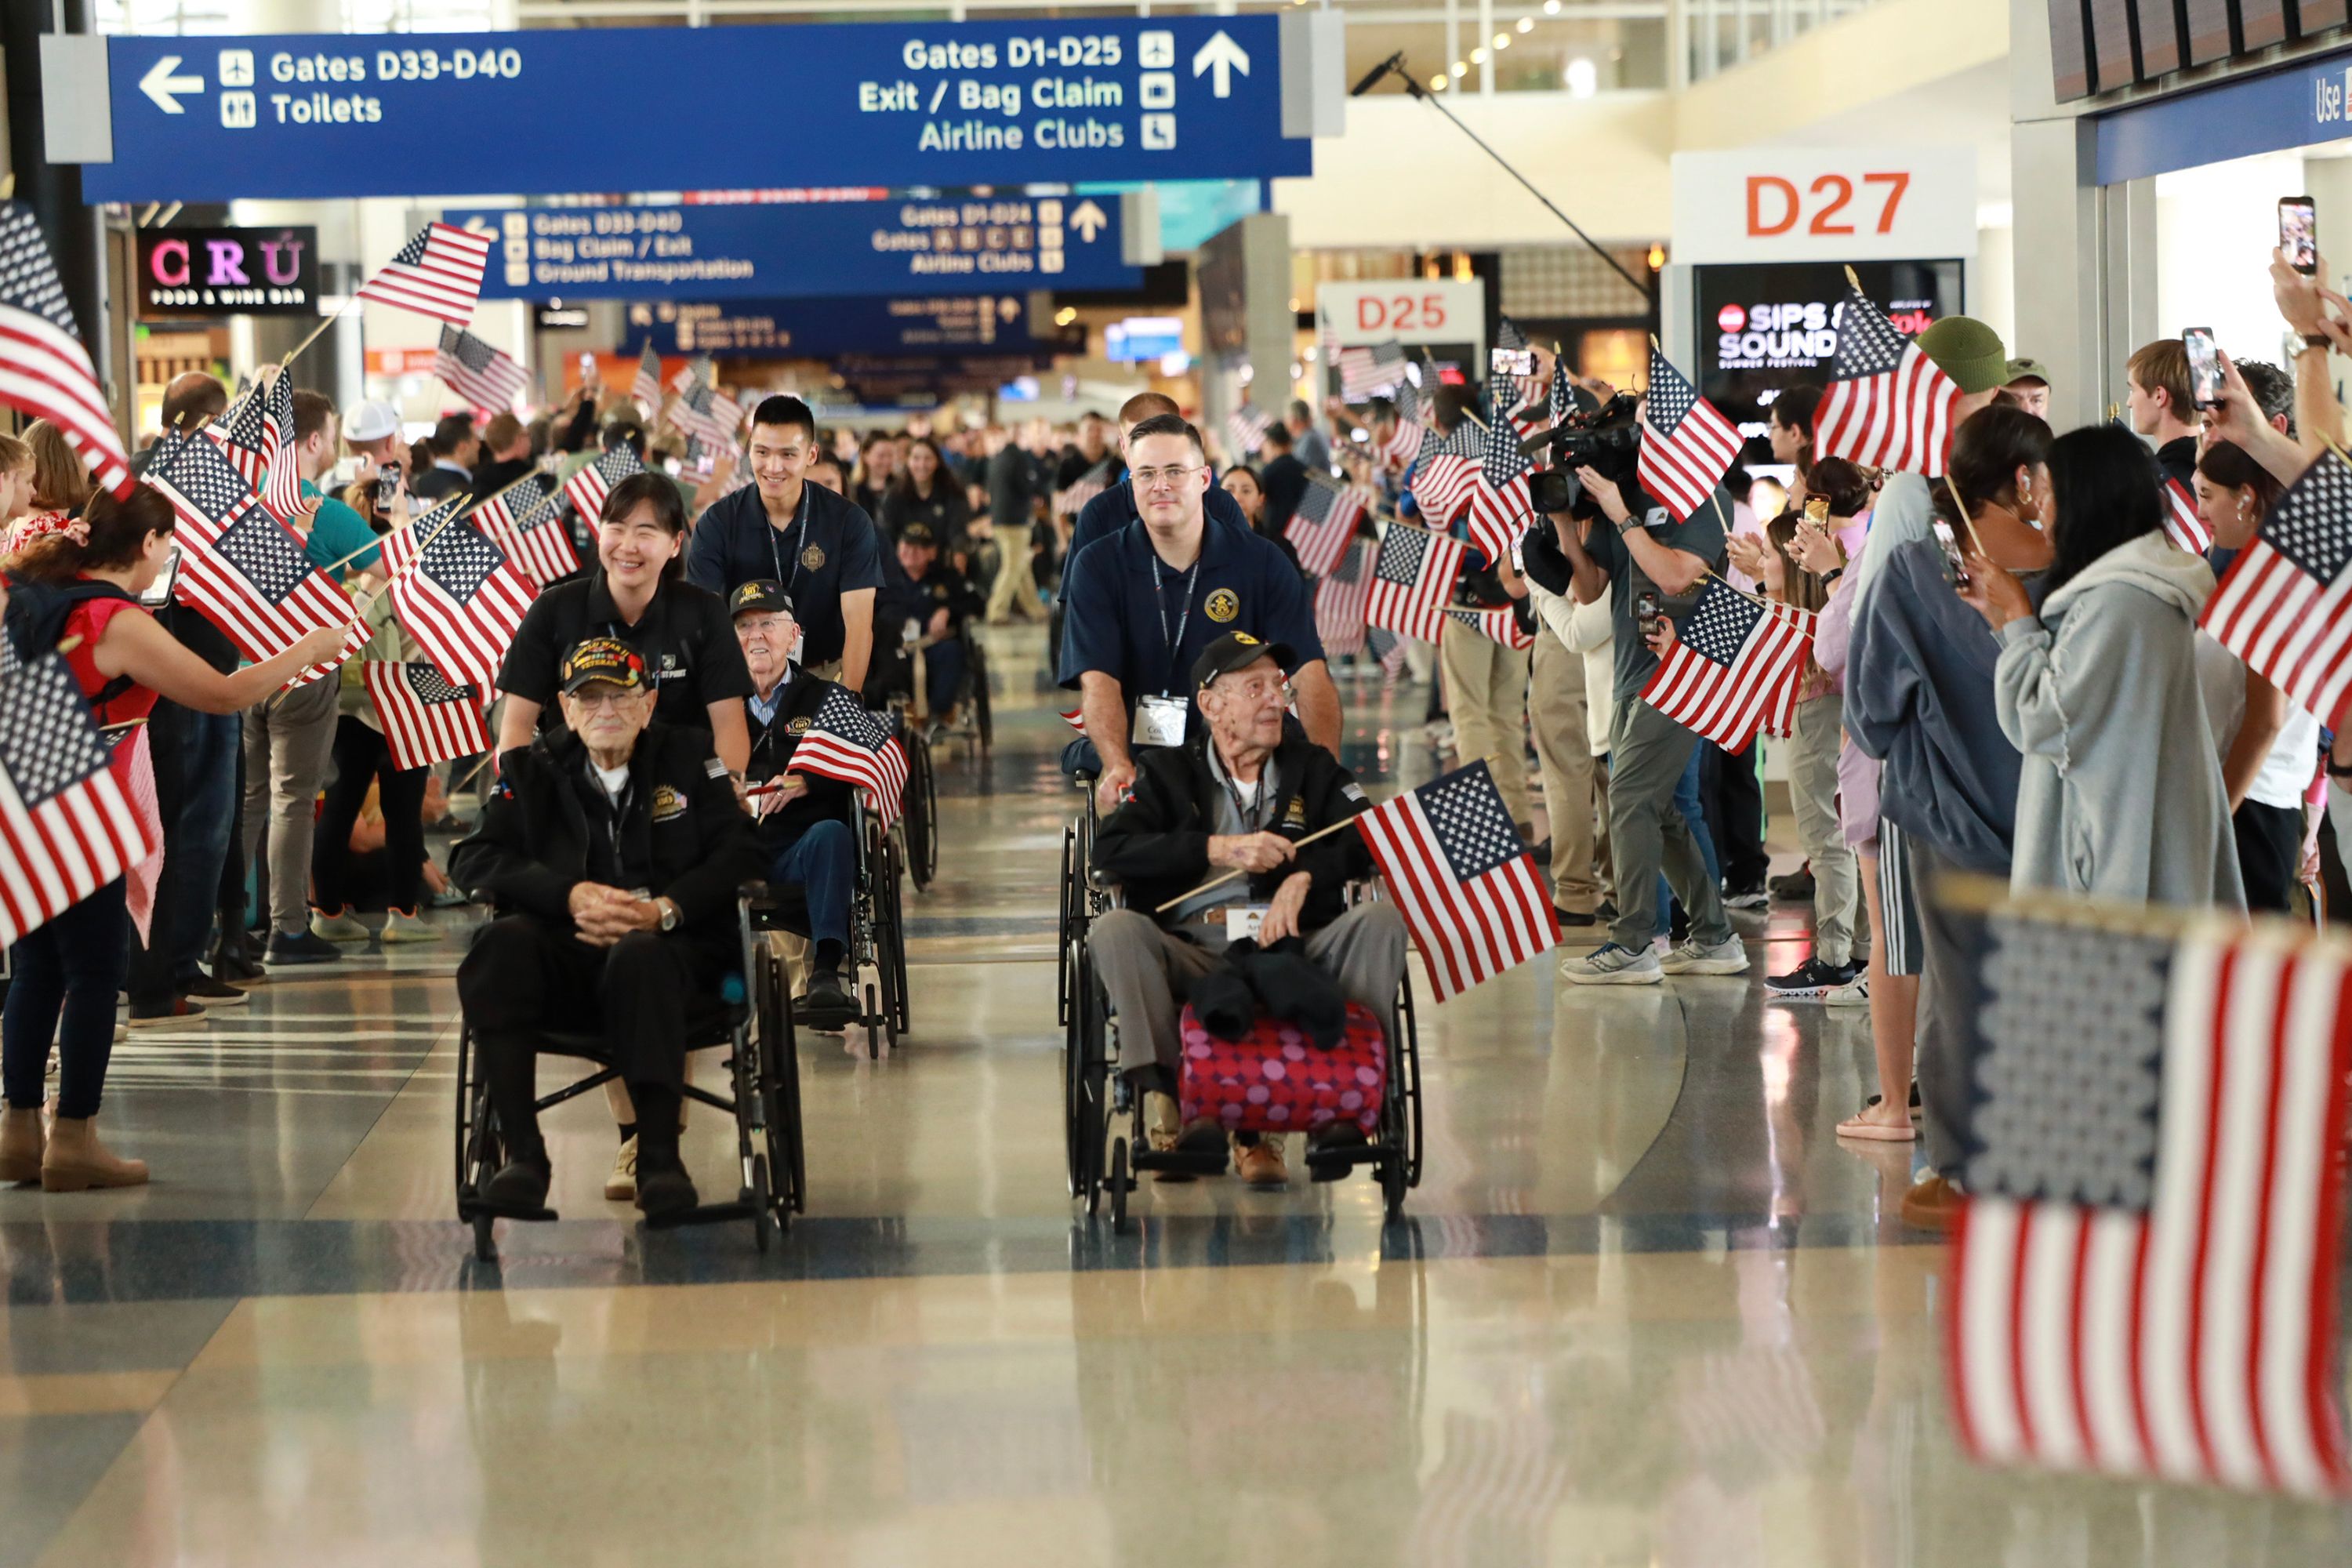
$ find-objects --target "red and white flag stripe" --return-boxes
[2165,477,2214,555]
[0,310,132,499]
[0,657,159,948]
[1639,593,1813,750]
[355,223,491,327]
[363,663,491,772]
[378,510,535,691]
[1949,929,2352,1497]
[1354,776,1557,1003]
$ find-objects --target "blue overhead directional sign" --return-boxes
[622,296,1074,360]
[443,198,1142,302]
[82,19,1314,203]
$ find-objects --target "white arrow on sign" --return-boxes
[139,55,205,114]
[1192,31,1250,99]
[1069,201,1109,243]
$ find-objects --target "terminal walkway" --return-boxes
[1,627,2343,1566]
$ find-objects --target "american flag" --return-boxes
[1547,354,1573,432]
[1639,578,1812,750]
[2202,451,2352,729]
[1445,605,1534,651]
[355,223,492,327]
[434,324,528,411]
[1354,760,1558,1001]
[630,343,662,416]
[665,381,728,449]
[0,650,161,947]
[564,444,647,524]
[1815,285,1960,477]
[1377,379,1426,473]
[1495,316,1544,412]
[2165,477,2214,555]
[1336,339,1408,402]
[470,473,579,587]
[789,685,912,830]
[1287,474,1367,579]
[1947,901,2352,1497]
[0,201,132,498]
[379,499,535,689]
[209,369,303,525]
[1367,521,1465,645]
[1638,346,1743,524]
[710,386,744,444]
[1409,419,1479,526]
[1059,706,1087,734]
[1465,395,1533,568]
[672,355,715,396]
[1315,537,1374,655]
[363,662,490,771]
[143,430,368,681]
[1224,404,1273,459]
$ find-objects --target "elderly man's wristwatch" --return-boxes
[656,898,681,933]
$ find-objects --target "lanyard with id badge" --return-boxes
[1134,553,1200,750]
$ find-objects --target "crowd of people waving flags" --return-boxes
[4,200,2352,1498]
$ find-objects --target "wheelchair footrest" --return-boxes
[1132,1147,1228,1178]
[1302,1143,1385,1178]
[642,1199,757,1232]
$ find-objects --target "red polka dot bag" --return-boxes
[1175,1001,1387,1138]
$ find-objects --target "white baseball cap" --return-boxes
[343,399,401,444]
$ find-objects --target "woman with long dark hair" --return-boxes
[1962,423,2241,906]
[2,486,350,1190]
[878,436,971,546]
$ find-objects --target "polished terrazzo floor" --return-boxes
[3,626,2347,1566]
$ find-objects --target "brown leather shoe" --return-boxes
[0,1106,43,1184]
[1900,1173,1963,1232]
[40,1116,149,1192]
[1235,1135,1288,1188]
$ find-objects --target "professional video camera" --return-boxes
[1525,393,1642,517]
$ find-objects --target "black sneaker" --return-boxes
[798,967,855,1027]
[211,939,267,985]
[1595,900,1618,923]
[1526,837,1553,867]
[1554,906,1598,927]
[635,1163,699,1219]
[180,974,249,1006]
[1723,884,1770,912]
[1766,957,1859,999]
[1769,868,1817,901]
[267,931,343,965]
[482,1159,550,1211]
[125,996,206,1029]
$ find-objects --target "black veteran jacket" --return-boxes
[743,670,858,852]
[1091,728,1375,932]
[451,720,759,945]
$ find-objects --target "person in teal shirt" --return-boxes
[291,389,379,583]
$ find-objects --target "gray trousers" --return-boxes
[1088,902,1408,1079]
[1788,693,1862,967]
[240,675,340,936]
[1910,837,1979,1175]
[1606,698,1731,953]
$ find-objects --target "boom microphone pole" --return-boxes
[1357,55,1656,305]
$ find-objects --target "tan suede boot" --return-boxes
[0,1107,43,1184]
[40,1116,148,1192]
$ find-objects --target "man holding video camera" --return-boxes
[1519,413,1744,986]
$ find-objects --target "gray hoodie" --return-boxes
[1994,531,2244,909]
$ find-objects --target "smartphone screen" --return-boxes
[2281,196,2318,275]
[1490,347,1534,378]
[1929,518,1970,590]
[578,350,595,378]
[2183,327,2223,407]
[374,462,402,510]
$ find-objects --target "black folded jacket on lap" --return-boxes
[1188,936,1348,1051]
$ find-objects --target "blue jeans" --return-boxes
[768,819,855,950]
[128,705,241,1004]
[4,879,130,1119]
[1655,740,1722,940]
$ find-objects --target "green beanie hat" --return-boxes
[1913,315,2009,396]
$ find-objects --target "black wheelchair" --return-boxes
[862,640,942,895]
[770,790,909,1060]
[455,884,805,1261]
[1058,798,1425,1231]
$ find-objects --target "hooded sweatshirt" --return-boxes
[1846,530,2024,874]
[1994,530,2243,908]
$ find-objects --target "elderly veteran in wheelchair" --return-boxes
[1087,630,1406,1186]
[451,637,759,1219]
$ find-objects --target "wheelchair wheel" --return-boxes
[865,982,887,1059]
[902,732,938,891]
[1055,824,1078,1027]
[1108,1136,1130,1234]
[750,1153,774,1254]
[473,1210,498,1264]
[763,947,807,1215]
[1398,975,1425,1188]
[969,639,993,751]
[452,1023,476,1206]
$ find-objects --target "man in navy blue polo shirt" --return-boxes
[1058,413,1338,813]
[1068,391,1253,561]
[684,394,884,688]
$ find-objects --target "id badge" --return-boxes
[1225,905,1269,943]
[1134,695,1188,748]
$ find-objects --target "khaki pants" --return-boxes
[1788,692,1862,967]
[1529,632,1600,913]
[1088,904,1407,1080]
[985,543,1040,622]
[1439,617,1531,825]
[240,675,340,936]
